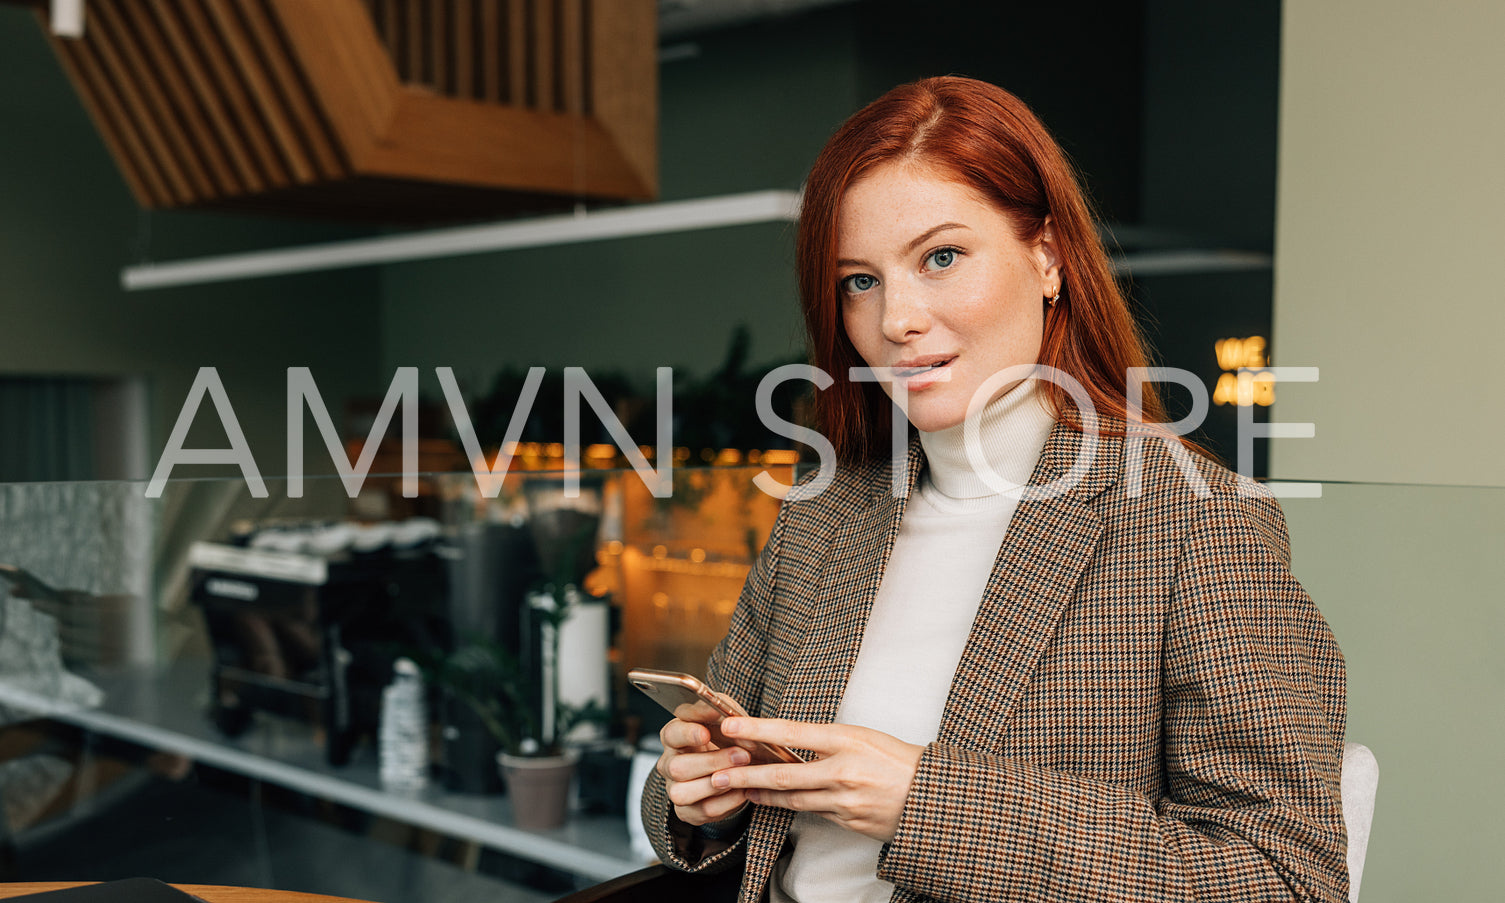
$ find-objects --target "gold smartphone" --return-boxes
[628,667,803,765]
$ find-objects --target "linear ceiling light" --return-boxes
[120,188,1269,291]
[1111,249,1272,277]
[121,190,803,291]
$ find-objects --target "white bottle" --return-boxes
[378,657,429,791]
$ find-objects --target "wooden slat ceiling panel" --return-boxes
[32,0,655,223]
[374,0,400,73]
[125,0,241,195]
[479,0,500,102]
[559,0,582,115]
[430,0,445,92]
[87,2,198,202]
[530,0,553,111]
[404,0,422,84]
[506,0,527,107]
[92,1,212,200]
[201,0,316,183]
[142,0,266,193]
[238,0,347,179]
[453,0,473,99]
[172,0,292,189]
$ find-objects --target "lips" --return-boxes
[892,356,955,379]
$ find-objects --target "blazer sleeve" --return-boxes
[640,494,788,874]
[875,487,1350,903]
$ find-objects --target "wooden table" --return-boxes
[0,884,366,903]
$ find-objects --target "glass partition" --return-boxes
[0,471,1498,901]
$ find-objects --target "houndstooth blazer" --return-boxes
[642,416,1349,903]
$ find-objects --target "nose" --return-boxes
[880,279,930,343]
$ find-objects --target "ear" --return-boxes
[1037,217,1063,293]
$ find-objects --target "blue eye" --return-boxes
[841,273,877,294]
[926,247,959,270]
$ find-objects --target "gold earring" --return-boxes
[1047,286,1060,307]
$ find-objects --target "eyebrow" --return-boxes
[836,222,970,268]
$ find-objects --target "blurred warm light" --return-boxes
[1212,336,1275,407]
[760,449,800,465]
[635,556,749,578]
[604,540,624,555]
[714,449,742,465]
[689,548,706,563]
[545,442,565,457]
[1214,370,1276,407]
[1215,336,1268,371]
[652,592,670,611]
[674,447,691,462]
[585,443,617,459]
[652,544,668,559]
[700,448,716,462]
[747,450,761,463]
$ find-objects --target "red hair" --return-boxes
[798,76,1187,462]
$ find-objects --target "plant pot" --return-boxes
[498,748,580,831]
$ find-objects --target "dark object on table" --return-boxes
[550,864,739,903]
[4,878,207,903]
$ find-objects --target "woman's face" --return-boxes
[836,161,1059,433]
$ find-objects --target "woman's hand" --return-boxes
[656,701,755,827]
[711,717,924,842]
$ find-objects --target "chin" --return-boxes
[902,402,968,434]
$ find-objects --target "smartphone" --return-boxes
[628,668,803,765]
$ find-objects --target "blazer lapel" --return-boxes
[935,419,1117,749]
[776,444,920,728]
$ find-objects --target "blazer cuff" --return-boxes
[877,742,999,898]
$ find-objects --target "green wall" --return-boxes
[1283,485,1505,900]
[0,8,383,478]
[1274,1,1505,899]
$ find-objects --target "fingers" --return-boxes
[667,771,748,811]
[722,716,842,755]
[710,759,829,795]
[670,787,751,826]
[656,722,754,827]
[660,716,716,753]
[661,745,751,783]
[740,788,820,814]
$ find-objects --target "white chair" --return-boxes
[1341,742,1380,902]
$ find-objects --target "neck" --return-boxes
[918,379,1056,499]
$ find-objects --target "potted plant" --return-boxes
[415,587,605,830]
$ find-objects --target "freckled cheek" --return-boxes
[841,311,884,364]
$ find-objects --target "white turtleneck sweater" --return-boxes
[770,380,1056,903]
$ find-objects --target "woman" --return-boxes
[641,77,1347,903]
